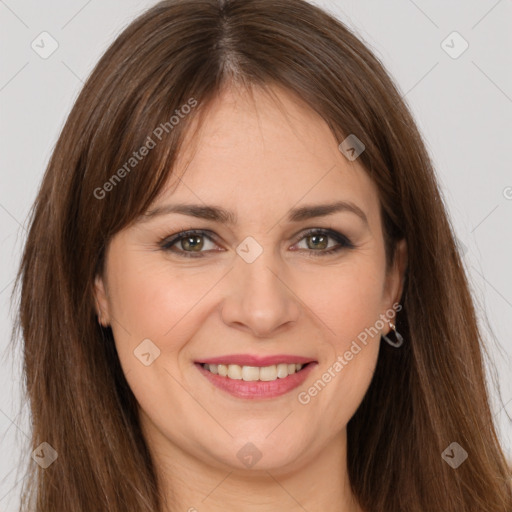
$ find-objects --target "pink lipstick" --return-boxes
[194,354,317,400]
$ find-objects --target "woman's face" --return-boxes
[94,85,406,474]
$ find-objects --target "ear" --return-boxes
[93,274,111,327]
[382,238,408,323]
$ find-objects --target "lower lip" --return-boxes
[195,362,317,400]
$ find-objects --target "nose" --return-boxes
[220,242,301,338]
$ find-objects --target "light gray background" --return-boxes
[1,1,511,510]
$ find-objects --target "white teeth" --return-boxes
[259,365,277,381]
[276,363,289,378]
[202,363,306,381]
[242,366,260,381]
[227,365,242,380]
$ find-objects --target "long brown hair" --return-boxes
[10,0,511,510]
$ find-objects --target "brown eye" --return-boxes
[305,233,329,250]
[160,228,354,259]
[293,229,354,256]
[179,234,204,252]
[161,230,220,258]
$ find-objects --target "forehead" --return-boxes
[151,85,381,228]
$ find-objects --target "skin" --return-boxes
[94,84,407,512]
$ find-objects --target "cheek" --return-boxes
[105,255,209,417]
[297,257,386,345]
[107,252,212,341]
[293,260,384,414]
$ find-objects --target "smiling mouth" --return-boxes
[199,362,311,382]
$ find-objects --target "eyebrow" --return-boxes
[140,200,369,227]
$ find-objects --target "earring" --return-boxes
[382,321,404,348]
[97,311,106,327]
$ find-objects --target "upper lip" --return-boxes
[195,354,317,367]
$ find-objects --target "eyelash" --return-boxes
[158,228,355,258]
